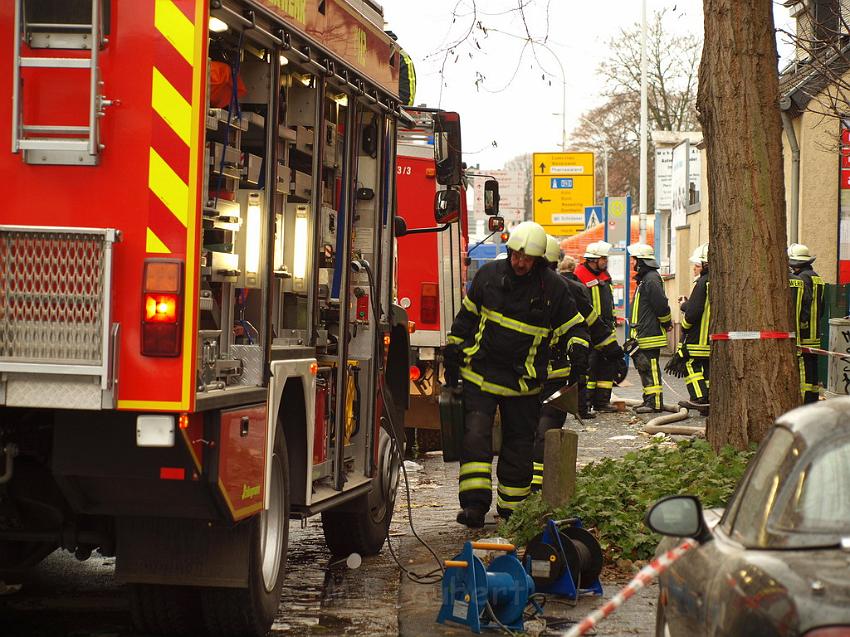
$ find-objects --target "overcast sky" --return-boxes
[381,0,796,170]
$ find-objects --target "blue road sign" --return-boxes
[584,205,603,228]
[549,177,574,189]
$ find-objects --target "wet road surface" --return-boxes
[0,518,404,636]
[0,363,697,636]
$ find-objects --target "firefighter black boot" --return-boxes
[678,397,709,415]
[634,402,662,414]
[456,508,486,529]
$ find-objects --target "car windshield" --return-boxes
[727,427,795,546]
[774,433,850,538]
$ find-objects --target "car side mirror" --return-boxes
[488,216,504,232]
[434,189,461,224]
[434,111,462,186]
[484,179,500,215]
[645,495,711,542]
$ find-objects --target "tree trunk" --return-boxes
[697,0,799,451]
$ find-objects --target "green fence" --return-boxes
[820,284,850,381]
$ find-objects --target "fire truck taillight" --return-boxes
[141,259,184,358]
[420,282,439,324]
[145,295,178,322]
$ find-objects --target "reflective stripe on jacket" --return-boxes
[791,267,824,348]
[448,260,584,396]
[681,274,710,357]
[631,267,671,350]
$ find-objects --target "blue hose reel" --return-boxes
[522,518,604,599]
[436,540,537,634]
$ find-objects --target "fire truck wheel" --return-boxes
[128,583,202,636]
[0,540,54,579]
[321,391,402,557]
[200,428,290,637]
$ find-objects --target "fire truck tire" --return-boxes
[128,583,202,636]
[0,540,54,579]
[321,391,402,557]
[199,428,290,637]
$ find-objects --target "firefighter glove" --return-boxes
[613,356,629,385]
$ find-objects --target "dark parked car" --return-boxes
[645,398,850,637]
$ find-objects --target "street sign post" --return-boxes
[604,195,632,340]
[533,152,595,236]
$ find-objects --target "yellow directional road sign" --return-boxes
[534,152,594,177]
[532,152,595,231]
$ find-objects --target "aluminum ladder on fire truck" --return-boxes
[10,0,111,165]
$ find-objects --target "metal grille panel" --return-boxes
[0,230,106,365]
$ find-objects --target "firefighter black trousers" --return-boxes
[587,350,615,408]
[684,357,710,402]
[458,382,538,518]
[799,353,819,404]
[531,401,566,491]
[633,348,663,409]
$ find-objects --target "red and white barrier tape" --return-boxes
[561,538,698,637]
[798,345,850,361]
[710,331,795,341]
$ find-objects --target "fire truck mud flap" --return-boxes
[122,428,290,637]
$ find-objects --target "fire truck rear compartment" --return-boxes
[0,408,269,578]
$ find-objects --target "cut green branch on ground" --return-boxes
[499,439,754,564]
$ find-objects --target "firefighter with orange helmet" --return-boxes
[442,222,585,527]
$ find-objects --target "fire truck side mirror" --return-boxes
[487,216,505,233]
[394,215,408,237]
[484,179,500,216]
[433,111,462,186]
[434,189,461,224]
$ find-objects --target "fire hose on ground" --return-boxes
[618,398,704,436]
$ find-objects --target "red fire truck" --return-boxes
[0,1,413,634]
[395,109,501,434]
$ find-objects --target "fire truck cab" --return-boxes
[0,1,410,634]
[395,109,501,438]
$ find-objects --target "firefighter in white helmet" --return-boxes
[677,243,710,413]
[627,243,672,413]
[788,243,824,403]
[442,222,585,527]
[574,240,620,415]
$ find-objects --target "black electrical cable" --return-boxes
[354,259,446,585]
[485,601,520,637]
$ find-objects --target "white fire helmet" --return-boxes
[584,241,612,259]
[627,242,660,268]
[545,236,562,264]
[788,243,815,267]
[505,221,548,258]
[688,243,709,265]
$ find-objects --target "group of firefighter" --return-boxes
[441,220,824,529]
